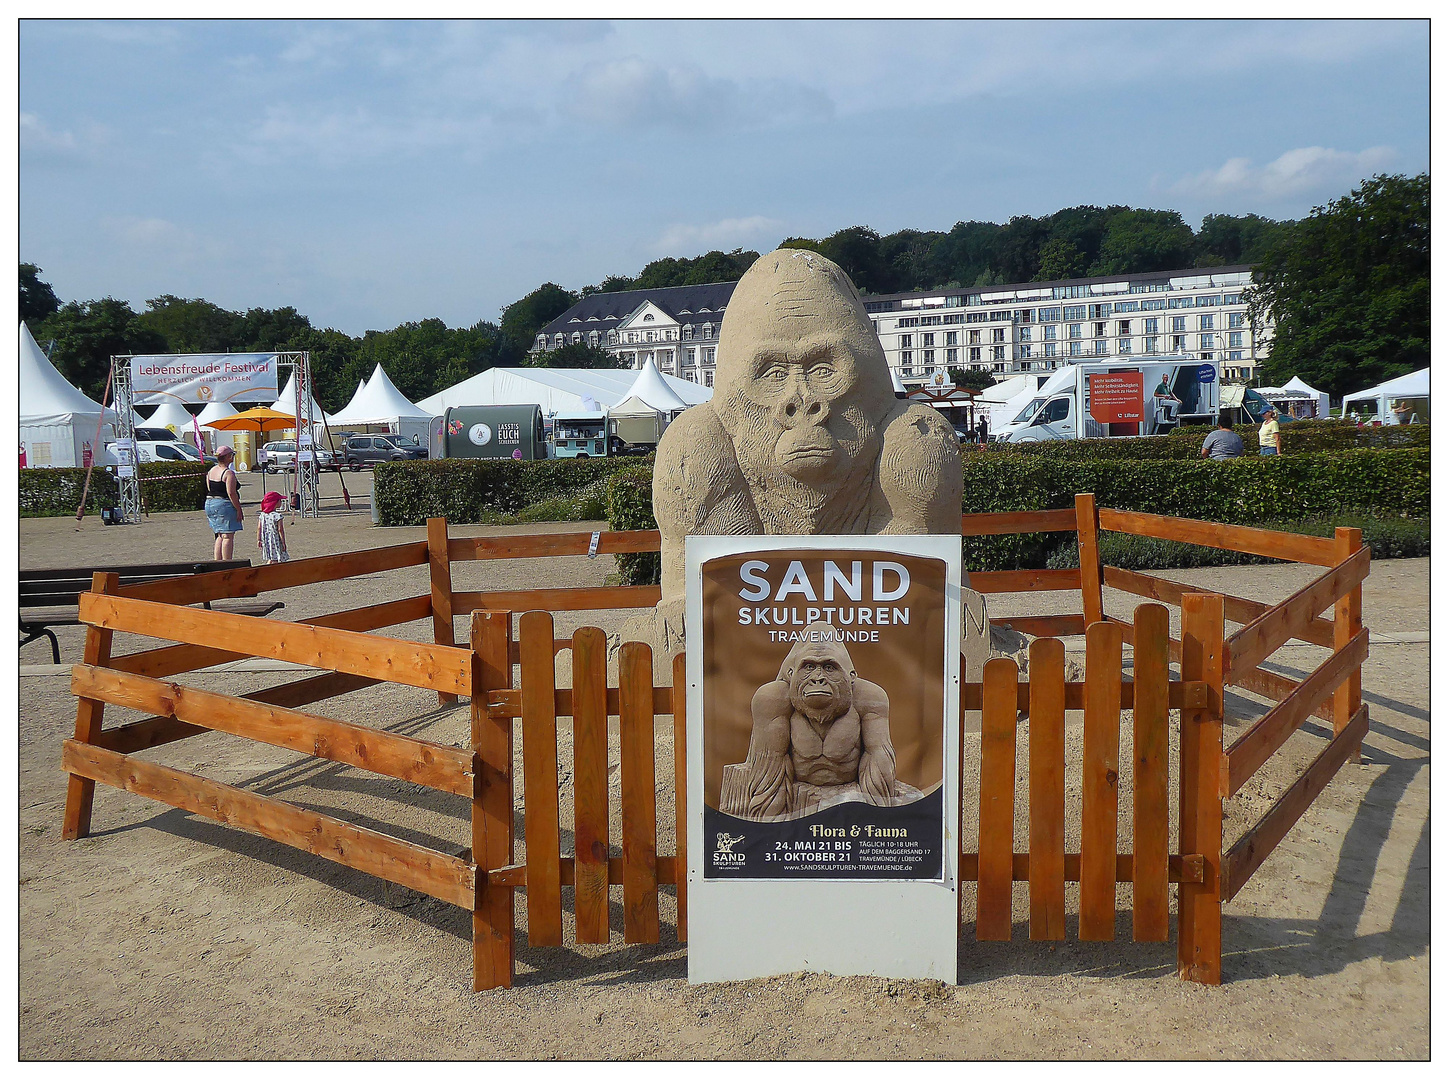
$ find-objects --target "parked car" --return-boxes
[344,434,428,470]
[103,439,214,466]
[259,439,335,471]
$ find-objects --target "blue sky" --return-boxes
[19,19,1429,337]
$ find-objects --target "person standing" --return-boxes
[1200,414,1245,460]
[1258,408,1281,456]
[205,445,244,560]
[256,490,290,564]
[976,414,989,444]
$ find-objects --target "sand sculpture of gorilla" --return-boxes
[719,626,922,822]
[650,248,964,647]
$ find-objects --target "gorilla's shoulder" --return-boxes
[655,403,734,475]
[882,401,958,442]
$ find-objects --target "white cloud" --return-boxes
[1171,145,1397,201]
[20,112,85,164]
[653,216,783,256]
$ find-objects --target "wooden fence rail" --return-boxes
[58,504,1371,992]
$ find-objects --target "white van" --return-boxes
[993,358,1220,443]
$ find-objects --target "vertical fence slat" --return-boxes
[1080,620,1123,941]
[63,571,120,841]
[619,641,659,943]
[1028,638,1066,941]
[1334,527,1365,765]
[672,651,688,943]
[1179,593,1224,985]
[520,610,563,947]
[1075,492,1104,626]
[471,610,514,990]
[977,656,1019,941]
[427,517,457,706]
[571,626,610,945]
[1132,602,1171,942]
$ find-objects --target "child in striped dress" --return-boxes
[257,490,290,564]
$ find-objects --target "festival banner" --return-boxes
[130,354,279,405]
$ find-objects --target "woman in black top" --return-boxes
[204,445,245,559]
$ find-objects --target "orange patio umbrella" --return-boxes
[204,406,303,495]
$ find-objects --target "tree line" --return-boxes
[21,177,1428,407]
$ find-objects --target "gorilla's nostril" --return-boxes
[784,403,797,417]
[807,402,822,415]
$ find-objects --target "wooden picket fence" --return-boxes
[61,497,1370,990]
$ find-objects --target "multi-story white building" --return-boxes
[863,265,1269,387]
[532,282,731,386]
[532,266,1269,388]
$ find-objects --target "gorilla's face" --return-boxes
[787,641,856,722]
[732,325,875,483]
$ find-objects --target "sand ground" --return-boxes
[17,470,1429,1058]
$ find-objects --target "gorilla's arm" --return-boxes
[853,677,898,805]
[869,402,964,534]
[743,680,795,818]
[653,405,761,640]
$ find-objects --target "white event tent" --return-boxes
[1341,367,1430,422]
[20,322,114,467]
[1281,376,1330,419]
[145,401,199,437]
[609,359,690,418]
[416,365,711,417]
[272,373,333,428]
[330,364,433,426]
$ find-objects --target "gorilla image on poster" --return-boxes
[700,549,948,881]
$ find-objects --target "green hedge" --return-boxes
[20,463,208,518]
[606,465,661,586]
[374,456,654,527]
[981,419,1428,460]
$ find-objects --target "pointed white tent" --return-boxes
[20,322,114,467]
[1281,376,1330,419]
[272,372,332,427]
[610,358,690,417]
[334,378,368,420]
[891,369,908,396]
[330,364,432,426]
[145,401,198,436]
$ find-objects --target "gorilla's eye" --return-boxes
[820,661,838,672]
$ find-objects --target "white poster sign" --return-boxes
[686,534,962,983]
[131,354,279,405]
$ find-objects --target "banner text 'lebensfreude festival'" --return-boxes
[130,354,279,405]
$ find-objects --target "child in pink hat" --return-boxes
[257,490,290,564]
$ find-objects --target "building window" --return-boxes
[923,350,935,364]
[1199,314,1214,332]
[1088,303,1109,319]
[1069,341,1083,357]
[686,348,696,366]
[703,324,712,340]
[1228,350,1243,361]
[1020,345,1033,358]
[1199,334,1214,350]
[1019,327,1032,342]
[1094,322,1107,337]
[901,350,913,365]
[1228,312,1245,329]
[536,335,547,350]
[643,313,654,322]
[969,347,981,363]
[1118,320,1131,336]
[1037,307,1061,322]
[1144,336,1159,353]
[1063,304,1087,321]
[1043,342,1056,358]
[946,348,958,363]
[1068,323,1083,339]
[1228,331,1244,348]
[969,329,981,344]
[902,365,914,377]
[944,331,958,346]
[992,346,1006,361]
[1172,335,1186,351]
[1118,339,1132,354]
[703,347,716,365]
[1143,317,1158,334]
[921,333,934,348]
[1093,340,1108,356]
[683,325,693,340]
[1042,325,1057,342]
[645,330,655,342]
[900,334,913,349]
[1171,316,1186,333]
[607,330,618,345]
[704,369,714,388]
[992,328,1006,343]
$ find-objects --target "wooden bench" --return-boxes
[20,560,285,663]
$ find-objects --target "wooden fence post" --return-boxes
[62,571,120,840]
[471,609,514,990]
[673,651,688,943]
[1334,527,1365,765]
[428,517,457,706]
[1178,592,1224,985]
[1075,493,1104,627]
